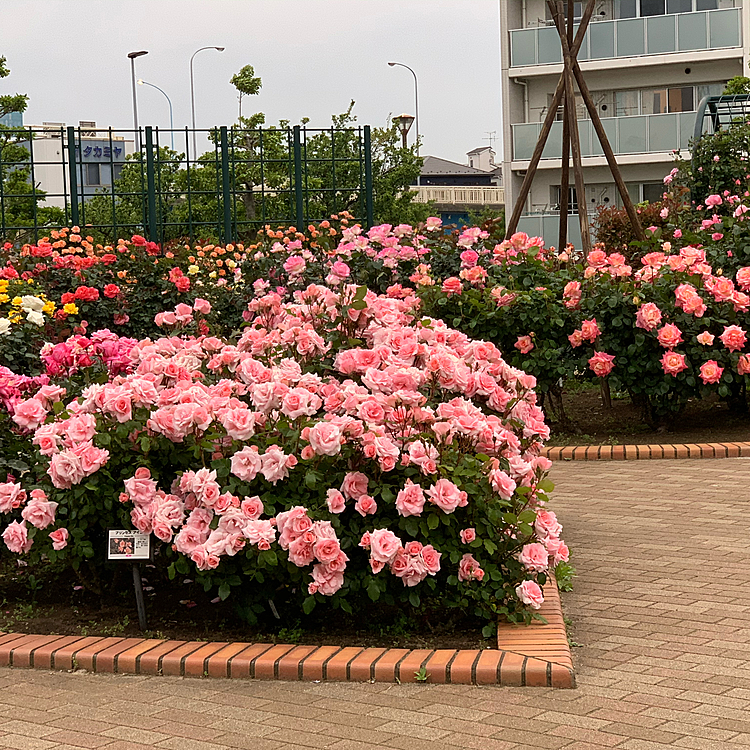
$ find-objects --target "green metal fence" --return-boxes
[0,124,374,245]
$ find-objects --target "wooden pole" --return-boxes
[557,0,574,254]
[504,0,597,239]
[551,0,592,254]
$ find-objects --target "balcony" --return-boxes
[509,8,741,68]
[413,185,505,205]
[512,111,695,162]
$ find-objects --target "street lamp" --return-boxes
[138,80,174,149]
[190,46,225,157]
[388,62,419,155]
[393,114,415,149]
[128,50,148,151]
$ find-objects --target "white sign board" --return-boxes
[108,529,151,561]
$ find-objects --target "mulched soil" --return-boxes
[0,562,491,651]
[548,385,750,446]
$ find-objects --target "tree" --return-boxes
[230,64,262,120]
[723,59,750,95]
[0,55,64,242]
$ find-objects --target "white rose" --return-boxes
[20,295,45,313]
[0,318,10,335]
[26,310,45,326]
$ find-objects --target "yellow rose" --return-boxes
[42,301,55,315]
[0,294,9,304]
[187,265,200,275]
[63,303,79,315]
[11,297,22,307]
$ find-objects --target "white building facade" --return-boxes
[500,0,750,247]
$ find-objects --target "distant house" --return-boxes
[414,147,504,226]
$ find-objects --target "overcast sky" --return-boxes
[3,0,503,163]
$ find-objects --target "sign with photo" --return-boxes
[107,529,151,561]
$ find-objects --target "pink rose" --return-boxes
[395,480,426,517]
[49,527,69,551]
[656,323,683,349]
[457,553,484,582]
[3,520,33,554]
[661,351,687,376]
[738,354,750,375]
[534,510,562,539]
[442,277,462,296]
[260,445,296,484]
[635,302,662,331]
[193,298,211,314]
[460,528,476,544]
[514,335,534,354]
[314,537,341,565]
[519,542,549,572]
[240,496,264,520]
[0,482,26,513]
[369,528,402,564]
[580,318,600,342]
[325,489,346,514]
[588,352,615,378]
[420,544,441,574]
[427,478,467,514]
[308,422,342,457]
[21,497,58,529]
[516,579,544,609]
[699,359,723,385]
[13,398,48,431]
[341,471,369,501]
[697,331,715,345]
[48,450,85,489]
[231,445,263,482]
[355,494,377,516]
[489,469,516,500]
[720,325,747,353]
[220,407,256,441]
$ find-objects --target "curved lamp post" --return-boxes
[138,80,174,149]
[128,50,148,150]
[190,46,225,156]
[387,61,419,155]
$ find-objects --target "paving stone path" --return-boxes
[0,458,749,750]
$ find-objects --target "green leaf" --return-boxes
[303,595,317,614]
[367,580,381,601]
[427,513,439,530]
[408,591,420,608]
[218,583,231,600]
[167,563,176,580]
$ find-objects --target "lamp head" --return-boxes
[388,62,397,66]
[128,50,148,59]
[137,79,144,85]
[216,47,225,51]
[394,113,415,136]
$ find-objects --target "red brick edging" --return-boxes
[543,441,750,461]
[0,582,573,688]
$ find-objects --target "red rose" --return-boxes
[175,276,190,292]
[103,284,120,299]
[61,292,75,304]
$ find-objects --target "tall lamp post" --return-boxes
[138,79,174,149]
[387,62,419,155]
[128,50,148,150]
[190,46,225,157]
[393,114,415,150]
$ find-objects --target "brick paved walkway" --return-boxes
[0,458,749,749]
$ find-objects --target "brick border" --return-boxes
[0,581,573,688]
[543,441,750,461]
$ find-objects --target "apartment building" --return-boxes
[500,0,750,247]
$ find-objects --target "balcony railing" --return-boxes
[413,185,505,205]
[509,7,741,67]
[512,111,695,161]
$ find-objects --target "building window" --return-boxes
[642,183,665,203]
[113,164,124,182]
[641,86,694,114]
[85,163,101,185]
[615,0,726,15]
[554,186,578,213]
[640,0,666,15]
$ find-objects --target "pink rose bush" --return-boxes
[1,281,564,628]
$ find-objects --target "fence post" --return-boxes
[219,126,233,243]
[144,127,158,242]
[66,127,80,228]
[293,125,304,230]
[364,125,374,228]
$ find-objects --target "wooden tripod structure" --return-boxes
[504,0,645,253]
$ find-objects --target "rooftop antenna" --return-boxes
[484,130,497,148]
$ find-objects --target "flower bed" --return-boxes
[0,285,567,634]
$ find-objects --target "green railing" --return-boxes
[0,124,374,245]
